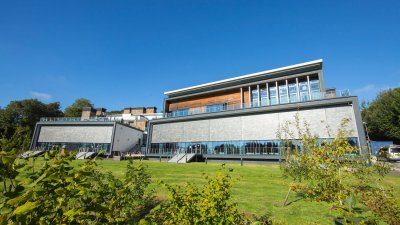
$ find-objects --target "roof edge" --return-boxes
[164,59,323,96]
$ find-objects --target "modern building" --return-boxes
[30,106,163,157]
[30,120,143,156]
[146,59,367,161]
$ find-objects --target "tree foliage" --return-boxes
[279,115,399,224]
[362,88,400,143]
[0,153,154,224]
[63,98,93,117]
[0,99,63,139]
[0,99,63,152]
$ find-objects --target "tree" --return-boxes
[64,98,93,117]
[0,99,63,141]
[362,88,400,143]
[279,116,398,224]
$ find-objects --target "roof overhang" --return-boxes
[164,59,323,97]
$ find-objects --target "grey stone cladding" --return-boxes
[38,126,113,143]
[151,105,358,143]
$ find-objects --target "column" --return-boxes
[296,77,300,101]
[307,75,311,100]
[248,86,251,107]
[285,79,289,103]
[257,84,260,107]
[276,81,279,104]
[266,82,269,106]
[240,87,243,109]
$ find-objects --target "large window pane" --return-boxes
[206,103,226,113]
[298,80,309,102]
[288,83,298,103]
[171,108,189,117]
[310,79,321,100]
[269,85,278,105]
[260,87,268,106]
[279,83,288,104]
[251,88,259,107]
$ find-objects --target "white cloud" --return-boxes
[30,91,52,101]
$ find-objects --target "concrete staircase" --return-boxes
[76,151,96,159]
[168,153,186,163]
[19,150,45,159]
[168,153,197,163]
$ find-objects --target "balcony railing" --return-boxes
[166,89,350,118]
[40,116,123,122]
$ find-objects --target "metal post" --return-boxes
[241,158,243,166]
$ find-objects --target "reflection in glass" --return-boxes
[279,83,288,104]
[288,82,298,102]
[269,85,278,105]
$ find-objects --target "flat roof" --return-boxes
[164,59,323,96]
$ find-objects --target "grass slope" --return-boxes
[10,158,400,224]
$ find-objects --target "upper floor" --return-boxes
[163,59,350,118]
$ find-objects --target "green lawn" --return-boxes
[10,158,400,224]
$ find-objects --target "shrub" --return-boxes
[143,164,248,225]
[0,152,154,224]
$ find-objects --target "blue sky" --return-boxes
[1,0,399,111]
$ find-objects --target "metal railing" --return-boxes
[40,116,123,122]
[166,89,350,118]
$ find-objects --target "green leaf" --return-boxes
[44,152,50,160]
[12,201,40,215]
[346,192,356,212]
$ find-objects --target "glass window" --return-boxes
[171,108,189,117]
[251,88,259,107]
[288,82,298,103]
[310,79,321,100]
[206,103,226,113]
[269,85,278,105]
[279,83,288,104]
[298,80,309,102]
[260,87,268,106]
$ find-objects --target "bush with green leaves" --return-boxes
[279,115,398,224]
[0,151,154,224]
[143,164,248,225]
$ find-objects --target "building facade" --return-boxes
[30,121,143,155]
[147,59,367,160]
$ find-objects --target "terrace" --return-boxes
[166,88,350,118]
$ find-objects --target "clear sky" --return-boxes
[1,0,399,111]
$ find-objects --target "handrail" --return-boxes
[166,89,350,118]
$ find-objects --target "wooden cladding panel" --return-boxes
[167,89,241,111]
[243,89,250,104]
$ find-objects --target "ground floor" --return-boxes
[147,97,366,161]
